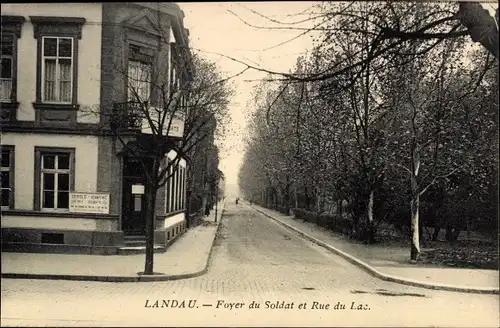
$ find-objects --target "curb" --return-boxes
[251,205,499,295]
[1,203,226,283]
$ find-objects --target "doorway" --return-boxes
[121,157,151,235]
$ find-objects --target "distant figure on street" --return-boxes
[235,197,239,205]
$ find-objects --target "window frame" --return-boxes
[126,42,155,105]
[173,164,179,211]
[34,147,75,212]
[31,16,85,109]
[0,16,24,120]
[41,36,74,104]
[127,58,152,104]
[1,34,14,102]
[164,158,171,214]
[1,145,15,209]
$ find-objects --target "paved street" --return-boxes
[1,204,499,327]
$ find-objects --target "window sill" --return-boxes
[40,208,70,213]
[33,102,80,110]
[0,101,19,109]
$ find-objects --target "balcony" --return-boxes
[111,101,185,138]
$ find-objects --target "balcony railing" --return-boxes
[111,100,186,137]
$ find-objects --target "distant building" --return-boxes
[1,3,194,254]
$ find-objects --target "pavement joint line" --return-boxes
[1,203,226,283]
[250,204,500,295]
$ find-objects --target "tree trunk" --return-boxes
[316,189,321,213]
[144,183,157,275]
[294,187,298,209]
[432,226,440,241]
[458,3,499,59]
[284,186,290,215]
[410,193,420,262]
[366,190,375,244]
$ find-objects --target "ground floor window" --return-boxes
[165,160,186,214]
[1,145,14,209]
[34,147,75,211]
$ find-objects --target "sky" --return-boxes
[179,2,319,197]
[178,2,498,198]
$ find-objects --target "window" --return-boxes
[168,163,174,212]
[173,165,179,211]
[1,34,13,102]
[1,146,14,209]
[42,37,73,103]
[0,15,24,112]
[31,16,85,109]
[182,167,187,209]
[128,59,151,103]
[179,167,184,210]
[170,65,180,95]
[127,44,154,104]
[165,159,171,214]
[34,147,75,211]
[165,161,187,214]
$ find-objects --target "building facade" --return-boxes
[1,3,193,254]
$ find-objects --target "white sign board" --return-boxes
[131,184,145,195]
[165,112,185,138]
[140,111,185,138]
[69,192,110,214]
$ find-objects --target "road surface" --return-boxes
[1,204,498,327]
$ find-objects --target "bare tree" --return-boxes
[83,23,233,274]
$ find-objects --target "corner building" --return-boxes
[1,3,193,254]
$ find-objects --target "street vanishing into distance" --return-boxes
[1,203,498,327]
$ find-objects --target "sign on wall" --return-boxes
[140,111,185,138]
[165,112,185,138]
[69,192,110,214]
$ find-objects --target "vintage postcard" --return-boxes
[1,1,498,327]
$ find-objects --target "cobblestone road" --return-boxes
[1,204,499,327]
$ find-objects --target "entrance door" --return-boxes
[121,157,150,235]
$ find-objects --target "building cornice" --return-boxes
[1,15,26,38]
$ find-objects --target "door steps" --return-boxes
[118,235,165,255]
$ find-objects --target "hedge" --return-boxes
[292,208,353,236]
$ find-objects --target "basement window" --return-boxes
[41,232,64,244]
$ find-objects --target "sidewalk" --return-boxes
[1,202,225,282]
[250,203,499,294]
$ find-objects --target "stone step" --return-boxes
[117,245,165,255]
[124,235,146,240]
[124,239,147,246]
[123,235,147,247]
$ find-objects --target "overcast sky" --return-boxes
[179,2,319,196]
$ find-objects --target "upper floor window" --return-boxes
[128,59,151,103]
[31,16,85,108]
[1,34,14,102]
[127,43,155,105]
[0,15,24,105]
[42,37,73,103]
